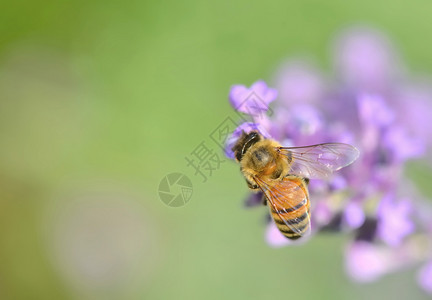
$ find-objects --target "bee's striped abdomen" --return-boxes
[267,176,311,240]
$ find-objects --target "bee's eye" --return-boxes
[238,132,261,160]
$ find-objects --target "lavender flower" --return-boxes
[225,26,432,294]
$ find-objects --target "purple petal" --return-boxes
[333,27,401,91]
[395,83,432,148]
[311,201,333,227]
[383,126,425,162]
[265,222,291,247]
[275,60,324,106]
[357,94,395,127]
[418,261,432,294]
[281,104,327,146]
[229,85,249,109]
[377,195,415,246]
[330,175,347,191]
[229,80,277,115]
[251,80,278,102]
[345,241,392,282]
[289,104,324,135]
[343,201,365,229]
[244,192,263,207]
[328,125,356,145]
[265,222,310,247]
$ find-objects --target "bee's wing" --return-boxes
[278,143,359,179]
[254,176,311,237]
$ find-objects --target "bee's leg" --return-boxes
[245,178,259,190]
[262,195,267,206]
[303,178,310,185]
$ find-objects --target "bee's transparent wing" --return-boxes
[254,176,310,237]
[278,143,359,179]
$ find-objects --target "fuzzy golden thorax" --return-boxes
[240,139,290,181]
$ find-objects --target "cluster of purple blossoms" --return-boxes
[225,27,432,294]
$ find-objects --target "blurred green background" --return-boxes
[1,0,432,299]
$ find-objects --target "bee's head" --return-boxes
[232,131,262,162]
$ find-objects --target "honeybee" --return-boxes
[232,131,359,240]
